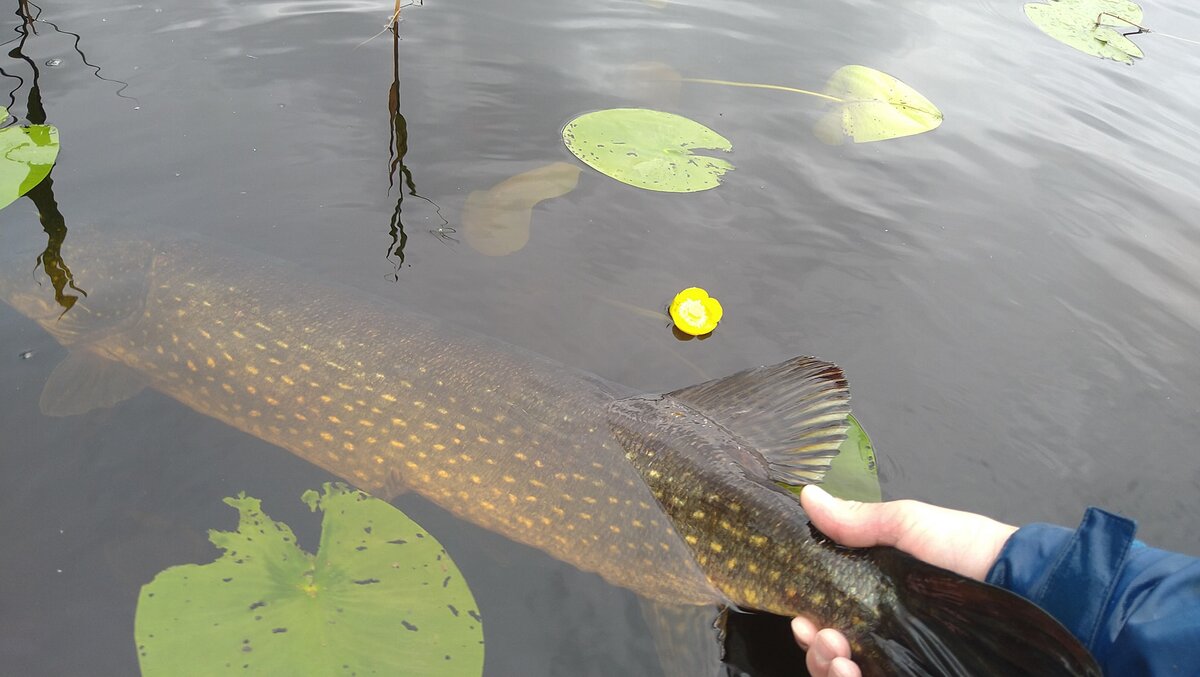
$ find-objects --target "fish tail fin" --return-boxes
[859,547,1100,677]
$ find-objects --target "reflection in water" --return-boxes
[384,15,447,280]
[4,0,135,313]
[27,178,85,314]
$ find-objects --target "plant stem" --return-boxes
[681,78,844,103]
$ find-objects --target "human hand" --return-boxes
[790,485,1019,677]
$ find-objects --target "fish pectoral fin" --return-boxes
[666,356,851,486]
[39,351,148,417]
[639,599,725,677]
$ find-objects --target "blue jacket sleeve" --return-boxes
[986,507,1200,675]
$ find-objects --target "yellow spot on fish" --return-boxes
[409,434,422,444]
[582,497,597,505]
[748,563,760,574]
[381,393,397,402]
[470,475,482,484]
[423,422,439,431]
[390,440,405,449]
[328,416,342,424]
[299,363,312,371]
[186,360,197,371]
[359,419,374,427]
[254,321,272,332]
[432,444,446,452]
[320,395,333,404]
[502,475,515,484]
[232,330,246,339]
[529,479,546,488]
[246,386,257,395]
[769,571,782,582]
[294,413,308,421]
[275,340,289,349]
[405,461,419,470]
[281,375,294,385]
[480,501,496,511]
[337,383,354,391]
[437,407,449,415]
[222,383,235,394]
[249,410,261,418]
[749,535,768,547]
[206,356,216,368]
[343,442,355,452]
[743,588,759,605]
[692,510,706,520]
[647,469,661,479]
[325,360,346,371]
[477,435,490,444]
[319,432,334,441]
[455,423,467,431]
[436,470,450,479]
[198,329,212,339]
[709,542,724,553]
[392,418,407,428]
[609,525,621,534]
[685,534,698,545]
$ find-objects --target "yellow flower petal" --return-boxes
[670,287,723,335]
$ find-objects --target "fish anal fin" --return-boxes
[666,356,851,486]
[39,351,147,417]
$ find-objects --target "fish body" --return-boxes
[1,234,1100,675]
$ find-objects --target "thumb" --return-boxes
[800,485,898,548]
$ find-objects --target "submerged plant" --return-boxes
[134,483,483,676]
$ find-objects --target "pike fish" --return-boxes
[0,233,1098,676]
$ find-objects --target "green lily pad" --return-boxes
[812,66,943,145]
[134,483,483,676]
[0,107,60,211]
[1024,0,1145,64]
[782,414,881,503]
[562,108,734,192]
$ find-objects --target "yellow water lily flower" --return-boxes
[670,287,723,336]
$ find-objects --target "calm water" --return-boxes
[2,0,1199,673]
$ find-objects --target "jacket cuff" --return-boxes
[985,507,1137,649]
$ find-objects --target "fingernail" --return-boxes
[804,485,834,503]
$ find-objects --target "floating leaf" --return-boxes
[562,108,733,192]
[135,483,483,676]
[0,107,60,211]
[783,415,881,503]
[812,66,943,145]
[463,162,581,256]
[1024,0,1145,64]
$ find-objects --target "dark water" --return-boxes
[2,0,1199,673]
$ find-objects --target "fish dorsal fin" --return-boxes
[39,351,147,417]
[666,356,851,486]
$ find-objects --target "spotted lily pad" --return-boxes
[783,414,881,503]
[1024,0,1145,64]
[562,108,733,192]
[0,107,60,211]
[134,483,483,676]
[812,66,943,145]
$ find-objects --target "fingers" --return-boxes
[800,485,900,548]
[803,627,859,677]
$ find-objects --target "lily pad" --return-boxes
[0,107,60,211]
[783,414,881,503]
[463,162,581,256]
[1024,0,1145,64]
[812,66,943,145]
[134,483,483,676]
[562,108,734,192]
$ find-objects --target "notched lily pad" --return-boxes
[813,66,943,145]
[1024,0,1145,64]
[134,483,483,676]
[0,107,60,211]
[563,108,734,192]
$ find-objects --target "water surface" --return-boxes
[2,0,1199,673]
